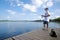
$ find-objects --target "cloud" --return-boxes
[31,0,43,7]
[7,10,16,15]
[6,0,54,12]
[23,0,54,12]
[23,4,37,12]
[55,16,60,18]
[42,0,53,8]
[6,9,27,20]
[47,1,53,7]
[4,0,55,20]
[42,0,48,2]
[7,12,41,20]
[6,9,26,16]
[6,0,22,7]
[17,4,21,6]
[49,9,60,19]
[16,0,24,7]
[53,9,60,17]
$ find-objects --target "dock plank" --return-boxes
[5,28,60,40]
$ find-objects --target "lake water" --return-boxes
[0,22,60,40]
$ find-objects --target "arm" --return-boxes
[44,14,50,17]
[41,14,50,17]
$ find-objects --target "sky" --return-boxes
[0,0,60,20]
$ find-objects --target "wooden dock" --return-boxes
[5,28,60,40]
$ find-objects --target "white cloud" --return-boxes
[54,9,60,17]
[51,15,60,19]
[6,9,27,20]
[42,0,48,2]
[23,4,37,12]
[23,0,54,12]
[49,9,60,19]
[42,0,53,8]
[47,1,53,7]
[31,0,43,7]
[6,0,22,7]
[6,0,54,12]
[16,0,24,7]
[5,0,55,20]
[55,16,60,18]
[17,4,21,6]
[7,10,16,15]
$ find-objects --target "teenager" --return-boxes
[41,8,50,30]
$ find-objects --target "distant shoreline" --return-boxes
[0,20,60,22]
[0,17,60,22]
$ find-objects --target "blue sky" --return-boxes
[0,0,60,20]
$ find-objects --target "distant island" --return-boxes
[52,17,60,22]
[34,17,60,22]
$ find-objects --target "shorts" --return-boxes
[43,21,48,24]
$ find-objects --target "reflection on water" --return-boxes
[0,22,60,40]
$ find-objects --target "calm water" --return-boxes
[0,22,60,40]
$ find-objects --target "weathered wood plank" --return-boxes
[5,28,60,40]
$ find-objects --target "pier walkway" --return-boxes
[5,28,60,40]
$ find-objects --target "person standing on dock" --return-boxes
[41,8,50,30]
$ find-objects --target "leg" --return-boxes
[43,21,45,30]
[47,22,48,28]
[44,24,45,28]
[43,21,45,28]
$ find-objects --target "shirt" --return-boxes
[44,11,50,22]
